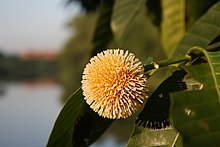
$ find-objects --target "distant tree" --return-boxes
[65,0,104,11]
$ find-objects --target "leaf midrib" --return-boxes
[203,51,220,102]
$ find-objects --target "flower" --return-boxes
[81,49,148,119]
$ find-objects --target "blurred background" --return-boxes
[0,0,165,147]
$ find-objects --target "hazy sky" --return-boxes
[0,0,80,54]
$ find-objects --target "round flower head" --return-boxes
[82,49,148,119]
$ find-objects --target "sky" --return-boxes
[0,0,80,54]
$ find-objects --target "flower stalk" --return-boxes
[144,55,191,73]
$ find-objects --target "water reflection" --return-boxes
[0,82,62,147]
[0,81,134,147]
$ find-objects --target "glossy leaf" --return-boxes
[171,48,220,146]
[47,88,84,147]
[111,0,146,46]
[161,0,185,57]
[72,104,113,146]
[127,68,186,147]
[127,126,180,147]
[172,1,220,56]
[47,88,113,147]
[136,70,187,129]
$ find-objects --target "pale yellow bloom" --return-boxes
[81,49,148,119]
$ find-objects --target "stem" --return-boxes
[157,55,191,67]
[144,55,191,72]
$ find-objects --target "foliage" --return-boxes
[127,126,181,147]
[112,1,166,61]
[90,0,114,56]
[47,88,113,147]
[171,47,220,146]
[160,0,185,57]
[111,0,146,46]
[173,0,220,56]
[48,0,220,146]
[59,13,98,97]
[136,70,187,129]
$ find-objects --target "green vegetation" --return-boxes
[0,52,58,81]
[59,3,165,97]
[59,13,98,96]
[48,0,220,146]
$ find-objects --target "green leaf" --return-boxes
[111,0,146,46]
[185,0,219,29]
[127,126,181,147]
[145,0,161,26]
[172,1,220,57]
[47,88,84,147]
[47,88,113,147]
[127,68,186,147]
[48,1,117,146]
[161,0,186,57]
[171,48,220,146]
[136,70,187,129]
[91,0,115,56]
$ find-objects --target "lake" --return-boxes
[0,82,132,147]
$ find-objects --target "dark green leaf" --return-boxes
[173,1,220,56]
[47,88,84,147]
[145,0,161,26]
[47,88,113,147]
[72,104,113,146]
[127,68,185,147]
[136,70,187,129]
[111,0,146,46]
[91,0,114,56]
[171,48,220,146]
[207,34,220,52]
[208,34,220,46]
[185,0,219,29]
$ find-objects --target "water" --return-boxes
[0,82,131,147]
[0,82,62,147]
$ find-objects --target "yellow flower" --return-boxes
[81,49,148,119]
